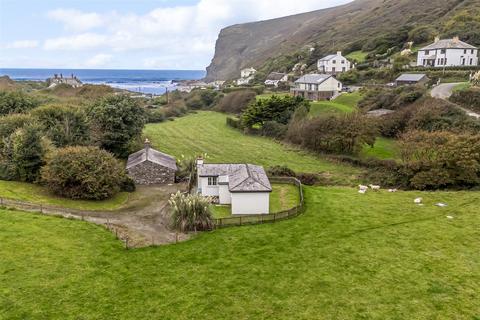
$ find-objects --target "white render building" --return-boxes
[317,51,353,74]
[417,37,478,68]
[236,68,257,85]
[197,159,272,215]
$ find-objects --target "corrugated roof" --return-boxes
[126,146,177,171]
[295,74,332,84]
[396,73,427,82]
[420,39,477,50]
[198,163,272,192]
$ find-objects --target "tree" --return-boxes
[0,91,40,116]
[32,104,89,147]
[87,95,146,158]
[0,113,32,149]
[241,95,310,127]
[41,146,128,200]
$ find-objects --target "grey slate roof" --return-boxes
[396,73,428,82]
[420,39,477,50]
[319,54,337,61]
[295,74,332,84]
[126,146,177,171]
[266,72,287,81]
[198,163,272,193]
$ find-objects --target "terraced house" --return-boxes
[417,36,478,68]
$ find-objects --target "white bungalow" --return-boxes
[417,37,478,68]
[317,51,353,74]
[196,159,272,215]
[291,74,343,101]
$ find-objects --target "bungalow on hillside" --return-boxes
[236,68,257,86]
[264,72,288,87]
[196,159,272,215]
[126,140,177,185]
[395,73,429,86]
[317,51,353,74]
[417,36,478,68]
[291,74,343,101]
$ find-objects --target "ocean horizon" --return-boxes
[0,68,206,95]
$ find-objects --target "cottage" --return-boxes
[291,74,343,101]
[417,37,478,68]
[126,140,177,185]
[317,51,353,74]
[264,72,288,87]
[196,159,272,215]
[236,68,257,85]
[47,74,83,88]
[395,73,429,86]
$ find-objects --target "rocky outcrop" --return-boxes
[205,0,470,81]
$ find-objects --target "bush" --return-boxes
[0,113,33,148]
[169,191,213,232]
[226,117,243,130]
[145,108,166,123]
[216,90,256,114]
[358,86,426,111]
[296,173,318,186]
[261,121,287,139]
[120,175,136,193]
[41,146,127,200]
[266,165,296,177]
[450,88,480,113]
[0,91,40,116]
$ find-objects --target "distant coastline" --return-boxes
[0,68,206,95]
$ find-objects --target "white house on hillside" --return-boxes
[317,51,353,74]
[236,68,257,85]
[264,72,288,87]
[196,159,272,215]
[417,37,478,68]
[291,74,342,101]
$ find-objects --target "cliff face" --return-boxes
[205,0,471,81]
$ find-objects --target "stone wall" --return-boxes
[127,161,176,185]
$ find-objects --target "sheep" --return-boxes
[414,197,423,204]
[388,189,398,193]
[358,185,369,191]
[358,189,367,194]
[369,184,381,191]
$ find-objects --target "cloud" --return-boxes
[85,54,112,67]
[39,0,352,68]
[48,9,104,31]
[6,40,39,49]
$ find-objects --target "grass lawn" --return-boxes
[256,92,290,100]
[309,92,362,116]
[0,180,129,211]
[211,183,300,218]
[361,137,400,160]
[1,186,479,319]
[144,111,361,183]
[346,50,368,63]
[453,82,471,92]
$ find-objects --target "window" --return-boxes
[462,58,466,65]
[342,67,346,72]
[332,67,336,73]
[441,49,446,54]
[332,60,336,64]
[470,58,473,65]
[464,49,467,54]
[208,177,218,186]
[472,50,475,54]
[338,82,341,88]
[425,50,429,55]
[445,58,447,65]
[341,60,345,64]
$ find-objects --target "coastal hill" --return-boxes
[205,0,480,81]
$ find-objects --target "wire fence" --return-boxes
[213,176,304,228]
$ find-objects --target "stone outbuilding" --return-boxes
[126,140,177,185]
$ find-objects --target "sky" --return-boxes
[0,0,352,70]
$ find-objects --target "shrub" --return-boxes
[41,146,127,200]
[0,113,33,148]
[296,173,319,186]
[87,95,146,158]
[0,91,40,116]
[145,108,166,123]
[169,191,213,232]
[450,88,480,113]
[266,165,296,177]
[226,117,244,130]
[358,86,426,111]
[261,121,287,139]
[216,90,256,114]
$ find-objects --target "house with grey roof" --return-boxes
[196,158,272,215]
[395,73,429,86]
[291,74,343,101]
[264,72,288,87]
[317,51,353,74]
[417,36,478,68]
[126,140,177,185]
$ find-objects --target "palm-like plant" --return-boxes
[169,191,213,232]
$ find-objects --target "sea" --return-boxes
[0,68,206,95]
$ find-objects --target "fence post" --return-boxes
[125,238,129,250]
[239,216,242,226]
[175,232,178,244]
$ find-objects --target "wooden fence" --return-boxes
[213,176,304,228]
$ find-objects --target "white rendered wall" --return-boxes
[218,184,231,204]
[199,177,219,196]
[231,192,270,215]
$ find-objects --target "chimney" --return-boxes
[434,36,440,43]
[337,51,342,56]
[144,138,151,151]
[453,36,460,42]
[196,156,204,166]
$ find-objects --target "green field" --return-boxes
[211,183,300,218]
[145,111,361,183]
[361,137,400,160]
[2,186,479,319]
[309,92,362,116]
[0,180,129,211]
[256,92,290,100]
[346,50,368,63]
[453,82,471,92]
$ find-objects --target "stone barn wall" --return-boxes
[127,161,176,185]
